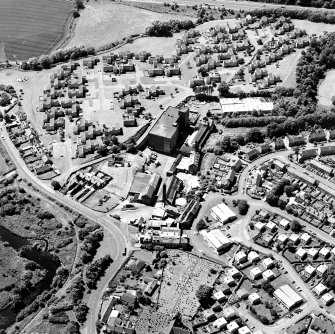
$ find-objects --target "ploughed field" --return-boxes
[0,0,73,61]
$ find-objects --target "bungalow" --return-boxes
[304,264,316,278]
[250,267,262,280]
[263,269,275,281]
[313,283,327,296]
[279,218,290,230]
[248,292,261,304]
[321,293,334,306]
[308,248,319,260]
[295,247,307,260]
[262,258,274,270]
[248,251,259,263]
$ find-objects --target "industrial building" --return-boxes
[147,106,189,154]
[128,172,161,205]
[274,285,303,310]
[201,229,232,254]
[211,203,237,224]
[219,97,273,115]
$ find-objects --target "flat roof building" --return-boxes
[201,229,232,254]
[274,285,302,310]
[211,203,237,224]
[219,97,273,114]
[148,106,189,154]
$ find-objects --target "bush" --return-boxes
[237,200,249,215]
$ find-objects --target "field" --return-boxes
[65,2,191,49]
[0,0,73,60]
[318,69,335,106]
[113,34,183,57]
[292,19,335,36]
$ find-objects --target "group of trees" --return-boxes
[196,284,213,305]
[145,19,195,36]
[266,178,291,207]
[0,92,10,107]
[249,7,335,24]
[21,46,95,70]
[323,257,335,290]
[85,254,113,289]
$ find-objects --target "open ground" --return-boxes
[65,2,191,50]
[0,0,73,60]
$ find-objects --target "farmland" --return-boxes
[318,69,335,106]
[65,2,191,49]
[0,0,73,60]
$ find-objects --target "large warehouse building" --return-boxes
[211,203,237,224]
[274,285,303,310]
[201,229,232,254]
[128,172,161,205]
[147,106,189,154]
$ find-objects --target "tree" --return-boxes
[75,0,85,10]
[217,82,230,97]
[97,145,108,157]
[196,219,207,231]
[245,128,264,143]
[237,200,249,215]
[290,220,302,232]
[196,285,213,304]
[51,180,61,191]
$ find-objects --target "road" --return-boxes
[0,125,127,334]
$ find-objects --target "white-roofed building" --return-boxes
[238,326,251,334]
[248,292,261,304]
[331,247,335,256]
[304,264,316,278]
[289,234,300,245]
[320,247,330,258]
[248,251,260,263]
[308,248,319,260]
[227,321,240,333]
[274,285,303,310]
[255,222,265,231]
[266,221,276,232]
[203,309,216,321]
[263,269,275,281]
[219,97,273,115]
[300,233,311,244]
[277,233,288,244]
[321,293,334,306]
[222,307,235,320]
[235,251,247,264]
[295,248,307,260]
[250,267,262,280]
[279,218,290,230]
[228,267,240,278]
[211,203,237,224]
[313,283,327,296]
[223,275,236,286]
[317,264,328,275]
[213,317,228,329]
[262,258,274,270]
[214,291,226,302]
[201,229,232,254]
[236,288,249,299]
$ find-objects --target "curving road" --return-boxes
[0,124,126,334]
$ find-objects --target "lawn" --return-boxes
[292,19,335,36]
[65,2,191,50]
[114,34,183,57]
[318,69,335,106]
[0,0,73,60]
